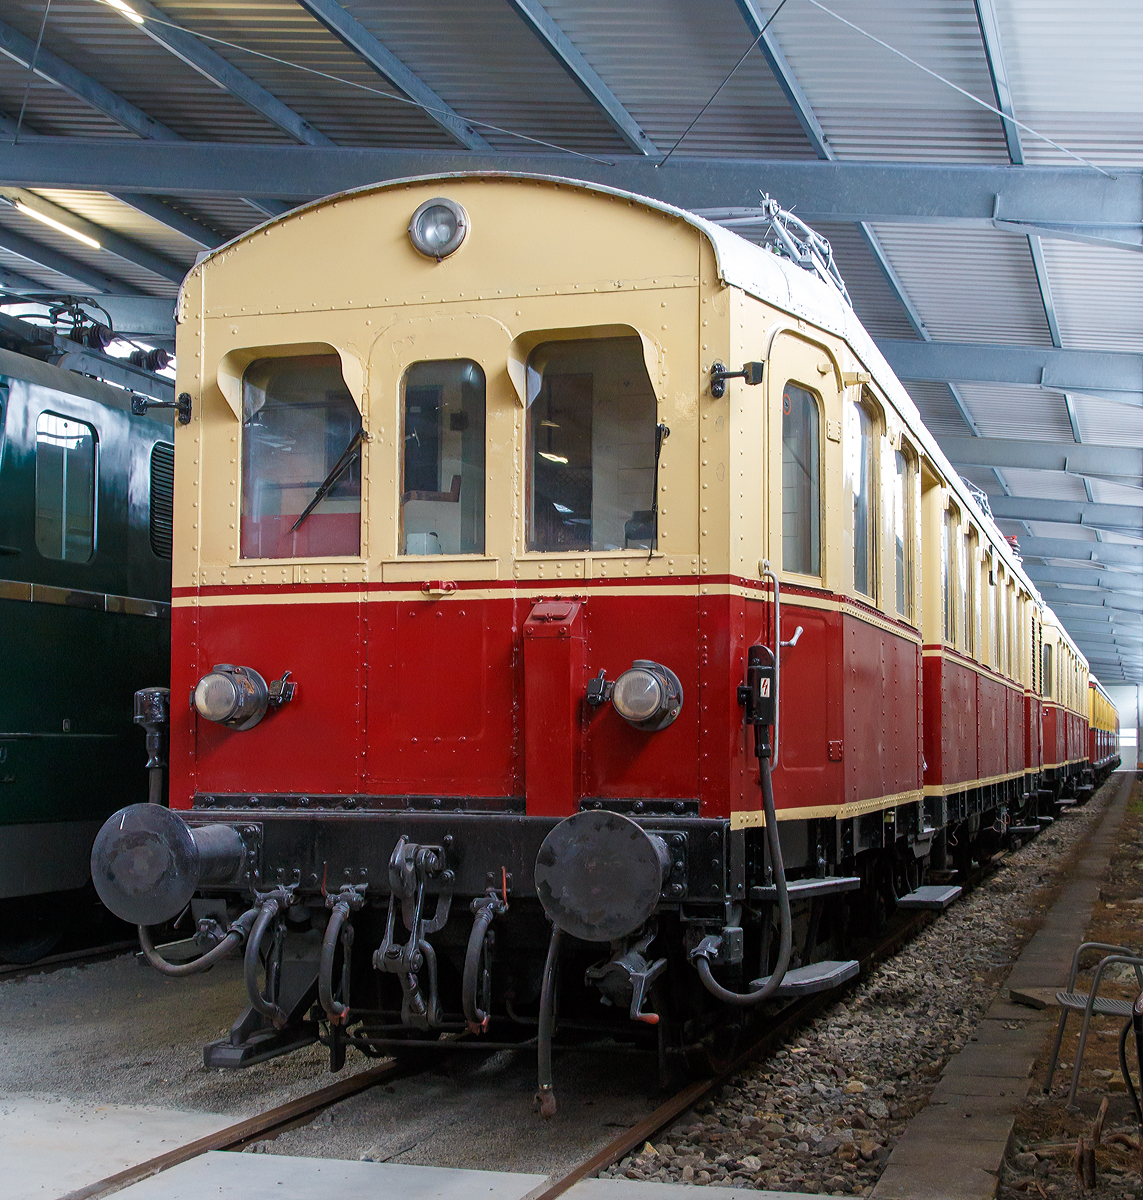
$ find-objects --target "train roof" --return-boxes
[0,345,147,416]
[186,170,1087,671]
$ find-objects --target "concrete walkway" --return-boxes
[872,772,1134,1200]
[93,1152,834,1200]
[0,1093,232,1200]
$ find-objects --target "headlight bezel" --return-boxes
[408,197,469,260]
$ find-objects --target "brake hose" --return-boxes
[137,907,256,977]
[694,753,792,1007]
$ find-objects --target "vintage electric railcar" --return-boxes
[0,347,172,962]
[92,175,1113,1100]
[1088,679,1121,784]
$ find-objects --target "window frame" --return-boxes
[847,391,880,603]
[237,353,364,564]
[398,357,488,559]
[890,437,916,624]
[780,378,824,581]
[34,409,99,565]
[522,334,661,558]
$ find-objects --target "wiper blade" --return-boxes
[290,428,364,533]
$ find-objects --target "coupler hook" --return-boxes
[319,884,367,1025]
[372,836,453,1029]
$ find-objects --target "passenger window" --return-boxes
[149,442,174,560]
[891,446,913,620]
[847,399,876,599]
[942,508,956,645]
[241,356,361,560]
[964,528,978,656]
[1042,643,1053,696]
[782,383,821,576]
[35,412,97,562]
[526,337,656,552]
[400,360,486,555]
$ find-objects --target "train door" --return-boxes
[764,333,844,812]
[361,316,520,804]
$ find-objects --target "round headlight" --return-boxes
[612,668,662,723]
[194,673,239,723]
[408,197,469,259]
[192,664,270,730]
[610,660,683,732]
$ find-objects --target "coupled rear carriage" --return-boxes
[91,176,1114,1099]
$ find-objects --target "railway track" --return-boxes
[0,940,139,982]
[59,844,1014,1200]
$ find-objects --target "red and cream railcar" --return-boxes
[1088,679,1121,782]
[89,175,1102,1083]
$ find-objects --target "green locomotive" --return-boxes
[0,347,172,962]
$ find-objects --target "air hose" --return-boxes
[463,893,506,1033]
[534,924,562,1119]
[137,907,257,977]
[245,894,290,1025]
[693,753,792,1006]
[319,897,353,1025]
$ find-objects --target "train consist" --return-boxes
[0,346,172,962]
[91,175,1118,1103]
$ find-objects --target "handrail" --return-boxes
[760,560,781,768]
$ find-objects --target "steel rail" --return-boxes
[50,836,1033,1200]
[529,852,1014,1200]
[57,1058,418,1200]
[0,940,138,981]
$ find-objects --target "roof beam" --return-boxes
[942,436,1143,478]
[111,193,225,250]
[991,495,1143,530]
[882,340,1143,394]
[1016,536,1143,565]
[114,0,334,147]
[735,0,830,158]
[973,0,1023,168]
[0,18,181,141]
[2,188,186,283]
[0,27,281,233]
[292,0,489,150]
[500,0,656,156]
[1,142,1137,231]
[0,263,50,292]
[1024,565,1143,586]
[0,224,137,294]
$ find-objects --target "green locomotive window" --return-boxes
[241,355,361,560]
[35,412,96,562]
[400,360,486,556]
[781,383,821,576]
[526,337,656,553]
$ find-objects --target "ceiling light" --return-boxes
[100,0,144,23]
[14,202,100,250]
[539,452,568,464]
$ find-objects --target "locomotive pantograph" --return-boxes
[90,175,1116,1108]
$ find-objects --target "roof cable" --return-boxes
[13,0,51,145]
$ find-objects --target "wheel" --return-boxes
[0,895,68,964]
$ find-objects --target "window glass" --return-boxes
[847,400,876,598]
[35,412,96,562]
[891,447,913,619]
[241,356,361,560]
[782,383,821,576]
[965,529,978,657]
[401,360,485,555]
[998,582,1008,674]
[526,337,656,552]
[942,508,956,645]
[1042,643,1053,697]
[149,441,174,560]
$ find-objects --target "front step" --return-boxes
[1037,815,1054,826]
[750,959,860,997]
[896,884,962,910]
[750,876,861,903]
[1008,825,1042,836]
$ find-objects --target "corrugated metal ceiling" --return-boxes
[0,0,1136,675]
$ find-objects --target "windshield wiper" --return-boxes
[290,428,365,533]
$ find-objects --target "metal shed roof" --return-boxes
[0,0,1138,677]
